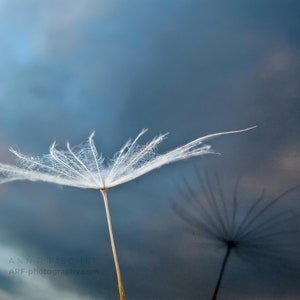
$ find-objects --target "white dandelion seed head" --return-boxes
[0,127,256,190]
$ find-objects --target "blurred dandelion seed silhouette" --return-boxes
[0,127,255,300]
[174,170,300,300]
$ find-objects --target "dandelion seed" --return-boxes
[174,171,300,300]
[0,127,255,300]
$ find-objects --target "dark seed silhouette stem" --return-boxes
[212,241,235,300]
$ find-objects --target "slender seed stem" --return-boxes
[211,242,233,300]
[100,188,126,300]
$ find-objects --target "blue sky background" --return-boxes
[0,1,299,299]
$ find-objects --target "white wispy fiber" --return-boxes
[0,127,255,190]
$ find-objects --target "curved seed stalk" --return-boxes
[100,189,126,300]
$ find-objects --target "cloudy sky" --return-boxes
[0,0,299,299]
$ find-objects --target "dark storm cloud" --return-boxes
[121,2,300,134]
[0,0,299,299]
[120,0,300,188]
